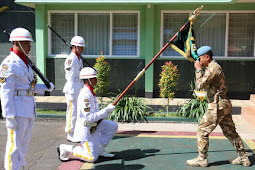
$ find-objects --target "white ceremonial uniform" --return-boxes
[0,51,52,170]
[63,52,83,133]
[71,85,118,162]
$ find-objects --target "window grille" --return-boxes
[51,13,74,55]
[228,13,255,57]
[112,13,138,55]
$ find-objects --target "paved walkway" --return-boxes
[58,116,255,170]
[0,97,254,169]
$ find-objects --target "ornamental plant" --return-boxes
[94,51,111,108]
[108,90,150,123]
[158,61,179,114]
[176,80,208,122]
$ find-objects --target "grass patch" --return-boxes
[145,112,182,118]
[36,109,65,114]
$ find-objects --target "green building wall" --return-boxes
[31,3,255,99]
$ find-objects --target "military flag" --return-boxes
[170,22,199,62]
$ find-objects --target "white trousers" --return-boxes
[65,93,79,133]
[4,116,34,170]
[72,120,118,162]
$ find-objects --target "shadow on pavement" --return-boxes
[93,160,145,169]
[113,130,158,139]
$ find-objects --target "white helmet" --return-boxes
[79,67,97,79]
[70,36,86,47]
[9,27,33,42]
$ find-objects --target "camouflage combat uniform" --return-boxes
[196,60,246,158]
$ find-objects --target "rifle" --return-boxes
[0,24,51,89]
[47,25,97,72]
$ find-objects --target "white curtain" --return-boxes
[78,13,110,55]
[194,13,226,56]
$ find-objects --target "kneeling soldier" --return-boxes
[58,67,118,162]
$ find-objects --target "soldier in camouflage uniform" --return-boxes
[186,46,251,167]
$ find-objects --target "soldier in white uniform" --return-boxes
[63,36,85,142]
[0,27,54,170]
[58,67,118,162]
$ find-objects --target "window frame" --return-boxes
[161,10,255,59]
[48,10,140,58]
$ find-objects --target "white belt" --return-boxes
[83,121,97,127]
[15,90,34,96]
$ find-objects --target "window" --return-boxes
[51,13,74,55]
[228,13,255,57]
[49,11,139,57]
[162,13,189,56]
[162,11,255,58]
[78,13,110,55]
[193,13,226,56]
[112,13,138,55]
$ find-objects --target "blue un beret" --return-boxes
[197,46,212,57]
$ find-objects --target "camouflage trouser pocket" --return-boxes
[199,108,217,129]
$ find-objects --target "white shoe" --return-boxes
[99,144,114,158]
[57,144,70,161]
[67,133,80,143]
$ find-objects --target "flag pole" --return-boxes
[113,6,203,105]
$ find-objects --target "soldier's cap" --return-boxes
[197,46,212,57]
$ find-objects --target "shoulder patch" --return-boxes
[67,59,72,66]
[0,64,8,83]
[2,65,8,70]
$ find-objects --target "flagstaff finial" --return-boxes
[189,5,203,22]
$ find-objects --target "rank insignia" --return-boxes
[84,107,90,112]
[84,99,90,102]
[0,77,6,83]
[66,68,71,71]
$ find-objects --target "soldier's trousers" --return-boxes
[65,93,79,133]
[197,102,246,157]
[5,116,34,170]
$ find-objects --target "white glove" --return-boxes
[105,104,116,115]
[46,82,55,92]
[6,117,18,130]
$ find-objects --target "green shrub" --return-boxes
[176,81,208,122]
[94,51,110,97]
[94,51,111,109]
[108,91,150,123]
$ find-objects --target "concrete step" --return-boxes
[241,106,255,128]
[249,94,255,105]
